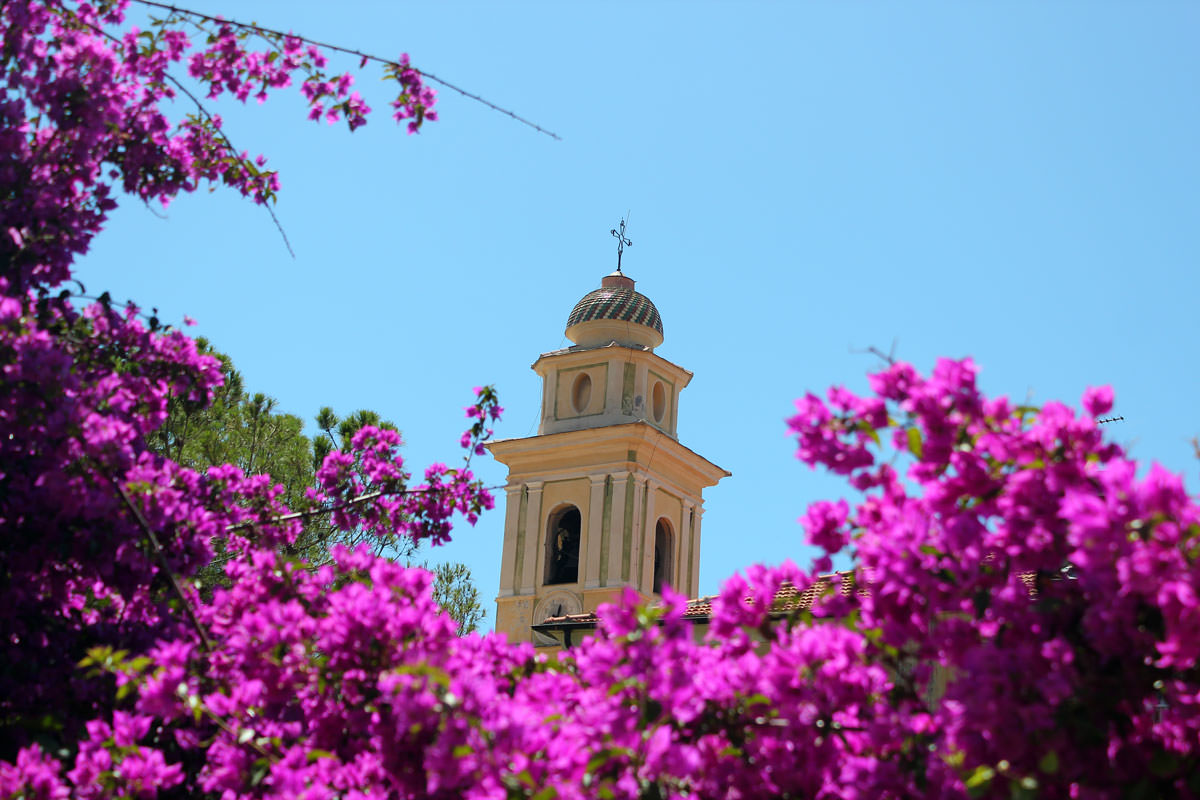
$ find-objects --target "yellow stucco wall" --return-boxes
[654,487,682,535]
[542,477,590,524]
[495,596,535,644]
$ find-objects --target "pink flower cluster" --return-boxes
[306,409,496,546]
[188,22,375,131]
[785,358,1200,795]
[385,53,439,134]
[1,0,436,295]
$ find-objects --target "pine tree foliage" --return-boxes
[146,340,480,633]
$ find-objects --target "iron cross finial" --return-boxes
[610,218,632,273]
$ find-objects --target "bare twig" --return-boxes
[226,487,388,532]
[128,0,562,140]
[112,478,215,652]
[850,339,899,367]
[159,72,296,257]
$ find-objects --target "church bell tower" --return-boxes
[488,256,728,645]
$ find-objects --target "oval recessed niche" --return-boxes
[651,380,666,423]
[572,372,592,413]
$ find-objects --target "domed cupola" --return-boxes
[565,271,663,350]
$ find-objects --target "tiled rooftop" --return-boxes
[566,286,663,335]
[538,572,861,627]
[537,568,1059,629]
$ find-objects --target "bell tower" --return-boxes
[488,265,728,645]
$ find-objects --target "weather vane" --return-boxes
[610,218,632,273]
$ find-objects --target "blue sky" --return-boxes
[80,1,1200,631]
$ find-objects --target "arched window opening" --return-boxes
[653,518,674,594]
[545,506,581,586]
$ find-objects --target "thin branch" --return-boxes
[201,707,278,763]
[128,0,562,140]
[850,341,898,367]
[56,290,192,333]
[225,482,504,532]
[112,478,215,652]
[159,71,296,257]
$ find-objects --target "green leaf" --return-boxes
[306,750,334,763]
[249,760,270,787]
[1149,748,1179,778]
[186,692,202,723]
[906,427,923,459]
[1038,750,1059,775]
[585,752,610,773]
[741,693,771,708]
[77,646,107,669]
[606,676,641,697]
[965,765,995,797]
[1010,776,1038,799]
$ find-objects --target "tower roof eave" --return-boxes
[486,421,730,488]
[530,342,694,389]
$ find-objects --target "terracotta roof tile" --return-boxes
[537,572,861,627]
[535,566,1060,630]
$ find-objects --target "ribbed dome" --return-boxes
[565,272,663,346]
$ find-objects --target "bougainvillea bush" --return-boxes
[3,1,1198,797]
